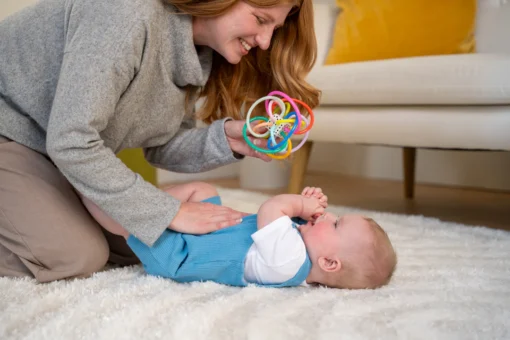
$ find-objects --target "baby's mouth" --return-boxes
[310,213,326,226]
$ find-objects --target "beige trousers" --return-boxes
[0,136,139,282]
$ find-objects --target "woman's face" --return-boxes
[193,1,293,64]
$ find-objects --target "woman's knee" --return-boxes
[0,139,111,282]
[36,234,110,282]
[71,235,110,275]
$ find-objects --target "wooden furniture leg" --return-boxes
[287,141,313,194]
[403,147,416,199]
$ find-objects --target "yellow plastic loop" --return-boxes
[268,139,292,160]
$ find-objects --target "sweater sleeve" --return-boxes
[144,117,241,173]
[46,4,178,246]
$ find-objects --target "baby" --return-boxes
[81,182,396,289]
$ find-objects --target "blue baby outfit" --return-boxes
[127,196,311,287]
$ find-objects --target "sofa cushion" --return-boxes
[294,105,510,151]
[324,0,476,65]
[307,53,510,105]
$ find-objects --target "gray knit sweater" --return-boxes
[0,0,240,246]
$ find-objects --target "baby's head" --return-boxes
[299,212,396,289]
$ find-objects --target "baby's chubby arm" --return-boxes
[257,194,325,230]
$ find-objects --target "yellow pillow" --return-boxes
[325,0,476,65]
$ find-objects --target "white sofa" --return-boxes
[287,1,510,197]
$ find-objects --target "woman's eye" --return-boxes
[255,16,265,25]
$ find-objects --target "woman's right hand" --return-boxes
[169,201,246,234]
[224,120,272,162]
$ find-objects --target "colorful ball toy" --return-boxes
[242,90,315,160]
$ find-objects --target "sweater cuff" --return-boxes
[216,117,245,161]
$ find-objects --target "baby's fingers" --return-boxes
[301,187,313,197]
[314,192,324,200]
[311,187,323,197]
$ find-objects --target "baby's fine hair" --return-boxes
[333,218,397,289]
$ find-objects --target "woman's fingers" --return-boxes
[170,202,246,234]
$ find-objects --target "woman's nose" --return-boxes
[255,28,273,50]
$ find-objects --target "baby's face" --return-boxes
[299,213,374,256]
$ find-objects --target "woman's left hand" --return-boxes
[224,120,272,162]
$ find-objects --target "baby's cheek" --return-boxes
[311,226,330,244]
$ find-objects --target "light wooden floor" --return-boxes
[204,172,510,231]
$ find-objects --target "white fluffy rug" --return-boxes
[1,188,510,340]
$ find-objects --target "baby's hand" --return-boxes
[300,196,326,221]
[301,186,328,209]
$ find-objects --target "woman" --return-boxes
[0,0,319,282]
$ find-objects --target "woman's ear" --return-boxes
[318,256,341,273]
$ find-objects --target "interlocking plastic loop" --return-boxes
[243,91,315,160]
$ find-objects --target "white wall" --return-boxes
[0,0,38,20]
[157,163,240,184]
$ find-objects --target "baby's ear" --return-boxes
[318,256,341,273]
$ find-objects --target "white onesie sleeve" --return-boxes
[244,216,307,285]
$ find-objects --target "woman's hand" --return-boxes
[224,120,272,162]
[169,201,248,234]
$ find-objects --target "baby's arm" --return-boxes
[257,194,325,230]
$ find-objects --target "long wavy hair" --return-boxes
[163,0,320,123]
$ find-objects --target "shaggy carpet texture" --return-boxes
[1,188,510,340]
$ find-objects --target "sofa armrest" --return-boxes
[476,1,510,53]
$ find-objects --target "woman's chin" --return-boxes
[223,52,242,65]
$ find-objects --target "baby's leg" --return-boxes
[80,196,129,239]
[161,181,219,203]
